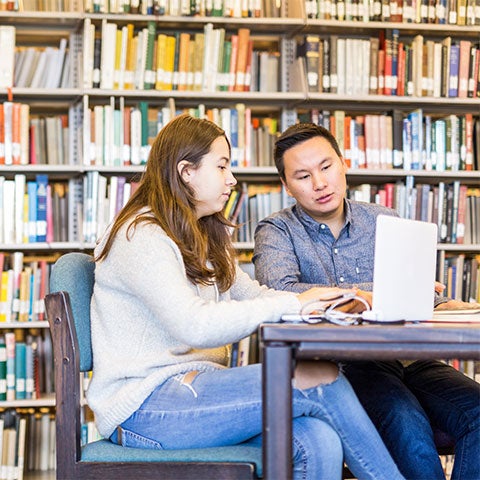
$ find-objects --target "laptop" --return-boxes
[363,215,438,322]
[365,215,480,323]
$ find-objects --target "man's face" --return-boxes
[282,136,348,223]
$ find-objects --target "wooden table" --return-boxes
[260,322,480,480]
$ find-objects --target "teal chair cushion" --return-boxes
[83,440,262,475]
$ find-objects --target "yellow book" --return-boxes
[177,32,190,91]
[124,24,135,90]
[19,267,31,322]
[224,190,239,219]
[155,33,167,90]
[164,35,176,91]
[113,29,122,89]
[193,32,204,91]
[0,270,13,323]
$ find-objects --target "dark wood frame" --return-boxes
[261,322,480,480]
[46,290,257,480]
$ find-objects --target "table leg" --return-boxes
[262,343,293,480]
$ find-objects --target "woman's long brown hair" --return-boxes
[95,114,237,292]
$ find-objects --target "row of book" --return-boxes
[83,100,278,167]
[301,110,480,171]
[0,102,70,166]
[440,254,480,302]
[0,174,84,245]
[0,408,56,476]
[4,97,480,171]
[2,172,479,248]
[0,174,123,245]
[0,330,54,402]
[84,0,284,16]
[3,0,74,11]
[297,33,480,98]
[0,252,51,323]
[13,37,73,90]
[348,180,480,244]
[227,182,292,244]
[83,21,279,94]
[305,0,480,24]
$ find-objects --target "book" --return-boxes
[0,26,15,88]
[457,40,471,98]
[5,333,15,401]
[99,20,117,89]
[297,35,320,93]
[234,28,250,92]
[0,337,6,401]
[35,175,48,242]
[448,42,460,98]
[15,343,26,399]
[143,21,156,90]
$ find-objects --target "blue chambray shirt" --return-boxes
[253,199,447,307]
[253,199,396,293]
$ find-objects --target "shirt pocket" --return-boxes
[354,257,373,284]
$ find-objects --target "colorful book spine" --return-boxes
[0,336,6,401]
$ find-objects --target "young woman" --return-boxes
[88,114,405,480]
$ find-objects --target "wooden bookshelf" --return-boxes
[0,1,478,477]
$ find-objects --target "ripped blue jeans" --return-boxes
[110,363,404,480]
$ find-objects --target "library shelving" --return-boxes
[0,1,479,477]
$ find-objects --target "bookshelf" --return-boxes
[0,1,479,477]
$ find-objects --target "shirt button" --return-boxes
[334,248,338,254]
[320,224,326,229]
[339,276,345,282]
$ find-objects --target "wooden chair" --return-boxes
[45,252,261,480]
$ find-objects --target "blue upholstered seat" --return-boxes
[47,252,261,479]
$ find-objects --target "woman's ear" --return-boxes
[177,160,192,183]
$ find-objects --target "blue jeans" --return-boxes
[343,360,480,480]
[111,364,404,480]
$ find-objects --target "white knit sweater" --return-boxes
[88,220,300,438]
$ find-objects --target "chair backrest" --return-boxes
[49,252,95,372]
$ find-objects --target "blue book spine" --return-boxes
[15,342,26,400]
[448,44,460,98]
[25,337,34,399]
[35,174,48,242]
[230,108,239,167]
[27,181,38,243]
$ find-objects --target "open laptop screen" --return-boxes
[370,215,438,322]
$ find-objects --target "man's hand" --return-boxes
[435,300,480,311]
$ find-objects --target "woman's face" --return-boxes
[180,136,237,219]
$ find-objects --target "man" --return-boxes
[253,122,480,480]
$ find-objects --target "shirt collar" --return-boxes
[295,199,353,235]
